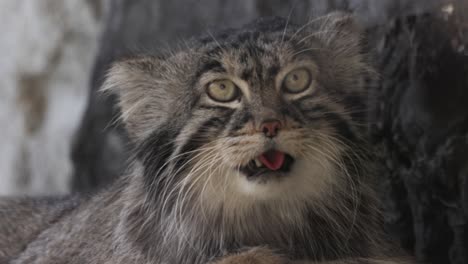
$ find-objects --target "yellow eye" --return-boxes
[206,80,239,102]
[283,68,312,93]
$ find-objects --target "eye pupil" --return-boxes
[220,84,226,89]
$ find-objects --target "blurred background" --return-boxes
[0,0,466,263]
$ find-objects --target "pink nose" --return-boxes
[260,119,281,138]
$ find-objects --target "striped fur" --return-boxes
[0,12,412,264]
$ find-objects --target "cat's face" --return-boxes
[106,13,371,212]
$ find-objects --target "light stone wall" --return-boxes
[0,0,105,195]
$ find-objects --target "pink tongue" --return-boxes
[258,150,285,171]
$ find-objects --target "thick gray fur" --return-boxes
[0,12,414,264]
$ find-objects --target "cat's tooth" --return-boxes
[254,158,263,168]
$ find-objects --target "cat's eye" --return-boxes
[283,68,312,93]
[206,80,239,102]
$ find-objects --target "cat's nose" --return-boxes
[260,119,282,138]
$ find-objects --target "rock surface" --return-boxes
[370,3,468,263]
[0,0,105,195]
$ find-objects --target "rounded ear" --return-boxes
[102,57,170,141]
[324,11,363,35]
[306,12,374,94]
[314,11,364,55]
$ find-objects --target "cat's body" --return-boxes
[1,13,413,264]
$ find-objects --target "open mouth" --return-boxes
[239,149,295,178]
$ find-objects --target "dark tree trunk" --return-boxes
[71,0,467,263]
[370,4,468,264]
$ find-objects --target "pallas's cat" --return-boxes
[0,12,413,264]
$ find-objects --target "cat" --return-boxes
[0,12,414,264]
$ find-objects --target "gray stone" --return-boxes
[0,0,105,195]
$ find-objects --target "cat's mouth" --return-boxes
[239,149,295,178]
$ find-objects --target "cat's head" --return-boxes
[105,12,372,213]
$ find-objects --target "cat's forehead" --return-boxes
[201,44,287,77]
[197,16,292,46]
[192,24,312,82]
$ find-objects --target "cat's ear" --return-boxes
[310,12,373,92]
[102,57,170,141]
[315,11,364,55]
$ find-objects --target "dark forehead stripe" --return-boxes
[194,20,289,82]
[194,17,293,53]
[194,45,229,78]
[196,59,226,79]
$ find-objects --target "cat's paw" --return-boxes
[210,247,290,264]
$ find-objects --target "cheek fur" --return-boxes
[191,127,347,203]
[216,135,265,167]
